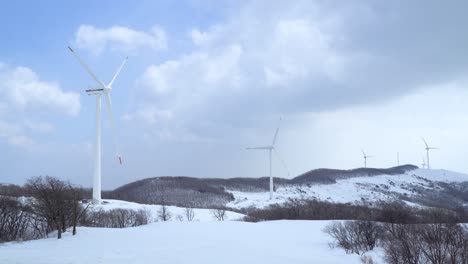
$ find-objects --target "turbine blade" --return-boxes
[422,137,429,148]
[104,93,122,165]
[68,46,107,89]
[271,117,282,146]
[108,56,128,88]
[246,146,271,150]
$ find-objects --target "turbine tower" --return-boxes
[422,138,438,169]
[362,150,372,168]
[246,118,286,200]
[68,46,126,203]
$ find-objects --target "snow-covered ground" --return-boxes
[0,220,376,264]
[92,199,245,221]
[227,169,468,209]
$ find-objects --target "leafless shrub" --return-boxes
[184,206,195,221]
[83,208,150,228]
[210,208,227,221]
[241,215,261,222]
[382,224,422,264]
[175,215,184,221]
[382,223,468,264]
[360,255,375,264]
[0,197,47,242]
[158,204,172,221]
[324,221,381,255]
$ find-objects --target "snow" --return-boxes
[411,168,468,183]
[227,168,468,209]
[0,220,371,264]
[91,199,245,222]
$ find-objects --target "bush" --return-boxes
[0,197,47,242]
[382,223,468,264]
[210,208,227,221]
[324,221,381,255]
[83,208,151,228]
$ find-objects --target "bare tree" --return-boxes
[210,208,227,221]
[185,206,195,221]
[24,176,83,239]
[157,204,172,222]
[25,177,67,239]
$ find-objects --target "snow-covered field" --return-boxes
[227,169,468,209]
[0,220,374,264]
[92,199,245,221]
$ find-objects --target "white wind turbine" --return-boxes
[68,46,127,203]
[362,150,373,168]
[421,156,427,169]
[246,118,286,200]
[422,138,438,169]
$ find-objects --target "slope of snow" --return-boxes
[92,199,245,221]
[412,169,468,182]
[227,169,468,209]
[0,220,373,264]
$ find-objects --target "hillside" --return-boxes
[106,165,468,210]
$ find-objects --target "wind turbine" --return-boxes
[421,156,427,169]
[246,118,285,200]
[362,150,373,168]
[68,46,127,203]
[397,152,400,166]
[422,138,438,169]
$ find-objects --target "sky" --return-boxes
[1,0,468,189]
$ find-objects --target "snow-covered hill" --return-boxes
[227,169,468,209]
[0,220,378,264]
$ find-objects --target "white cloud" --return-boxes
[123,106,173,125]
[7,135,34,147]
[75,24,168,55]
[137,44,243,97]
[263,19,343,87]
[0,120,34,148]
[23,120,55,134]
[0,65,80,116]
[189,25,225,47]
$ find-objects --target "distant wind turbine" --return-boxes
[422,138,438,169]
[246,118,287,200]
[397,152,400,166]
[421,156,427,169]
[68,46,127,203]
[362,150,373,168]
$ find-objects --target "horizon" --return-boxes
[1,163,432,189]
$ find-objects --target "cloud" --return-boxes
[123,106,173,125]
[0,120,34,148]
[23,120,55,134]
[75,24,168,55]
[0,64,80,116]
[116,1,468,180]
[138,44,242,97]
[129,1,468,133]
